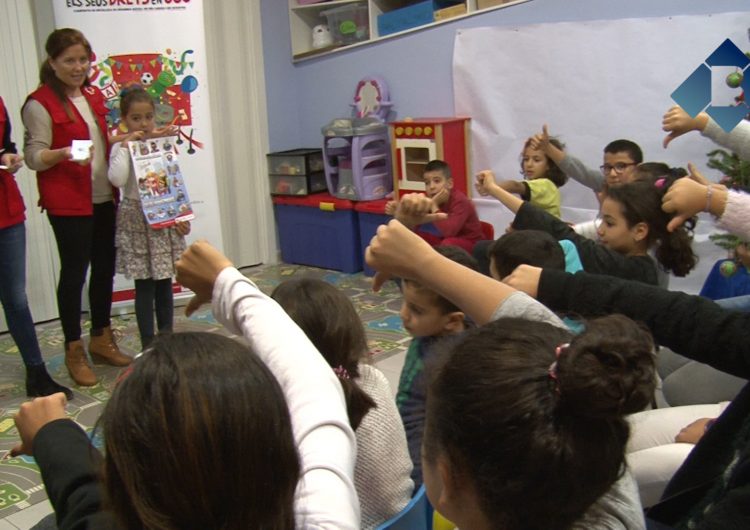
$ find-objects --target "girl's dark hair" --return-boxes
[633,162,687,183]
[120,86,154,117]
[102,332,300,530]
[39,28,93,117]
[605,175,698,277]
[522,136,568,187]
[423,315,655,530]
[271,278,376,430]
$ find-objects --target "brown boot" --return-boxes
[89,326,132,366]
[65,340,97,386]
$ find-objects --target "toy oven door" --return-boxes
[395,138,436,192]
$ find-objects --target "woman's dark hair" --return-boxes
[521,136,568,187]
[120,86,154,118]
[102,332,300,530]
[423,315,655,530]
[605,175,698,276]
[488,230,565,278]
[39,28,93,116]
[271,278,376,430]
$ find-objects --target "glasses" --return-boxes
[600,162,636,175]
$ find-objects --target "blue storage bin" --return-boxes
[377,1,463,37]
[355,199,390,276]
[378,1,434,37]
[273,193,362,273]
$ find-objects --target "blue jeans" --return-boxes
[0,222,44,367]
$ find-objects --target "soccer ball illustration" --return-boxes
[141,72,154,86]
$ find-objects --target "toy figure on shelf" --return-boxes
[312,24,333,49]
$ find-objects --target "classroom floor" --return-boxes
[0,263,409,529]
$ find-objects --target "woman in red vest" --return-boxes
[1,96,72,399]
[22,28,131,388]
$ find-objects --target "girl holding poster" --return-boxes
[22,28,132,388]
[108,87,190,350]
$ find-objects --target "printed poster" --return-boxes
[128,136,194,228]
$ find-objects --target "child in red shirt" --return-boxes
[387,160,483,253]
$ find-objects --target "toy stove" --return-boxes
[322,77,393,201]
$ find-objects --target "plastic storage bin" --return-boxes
[321,3,369,45]
[270,173,327,196]
[273,193,362,273]
[267,148,326,196]
[267,148,324,176]
[355,198,390,276]
[378,0,464,37]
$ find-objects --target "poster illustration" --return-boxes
[129,136,194,229]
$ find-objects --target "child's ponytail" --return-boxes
[271,278,376,431]
[423,316,655,530]
[606,172,698,276]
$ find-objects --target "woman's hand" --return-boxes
[0,153,24,174]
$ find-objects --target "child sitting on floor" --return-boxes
[475,169,697,285]
[477,134,568,218]
[271,278,413,530]
[386,159,483,253]
[396,245,478,488]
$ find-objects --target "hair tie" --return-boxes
[654,177,667,189]
[333,365,350,380]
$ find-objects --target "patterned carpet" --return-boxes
[0,263,409,520]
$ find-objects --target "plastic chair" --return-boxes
[375,485,432,530]
[480,220,494,240]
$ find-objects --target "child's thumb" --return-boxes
[184,296,203,317]
[666,215,687,233]
[663,132,677,149]
[372,271,391,293]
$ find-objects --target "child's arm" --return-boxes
[365,219,561,327]
[392,193,448,229]
[475,170,524,213]
[176,242,359,529]
[531,124,605,192]
[107,142,132,188]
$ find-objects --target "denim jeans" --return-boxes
[0,222,44,367]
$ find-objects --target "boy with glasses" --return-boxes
[530,126,643,240]
[531,125,643,193]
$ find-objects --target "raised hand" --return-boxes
[662,106,709,148]
[11,393,68,457]
[502,264,543,298]
[365,219,436,291]
[175,240,233,316]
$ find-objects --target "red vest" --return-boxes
[0,96,26,229]
[27,84,112,216]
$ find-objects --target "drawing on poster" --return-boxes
[129,136,194,228]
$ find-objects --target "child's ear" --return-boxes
[632,221,649,243]
[446,178,454,190]
[443,311,465,334]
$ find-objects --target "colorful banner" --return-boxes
[53,0,222,304]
